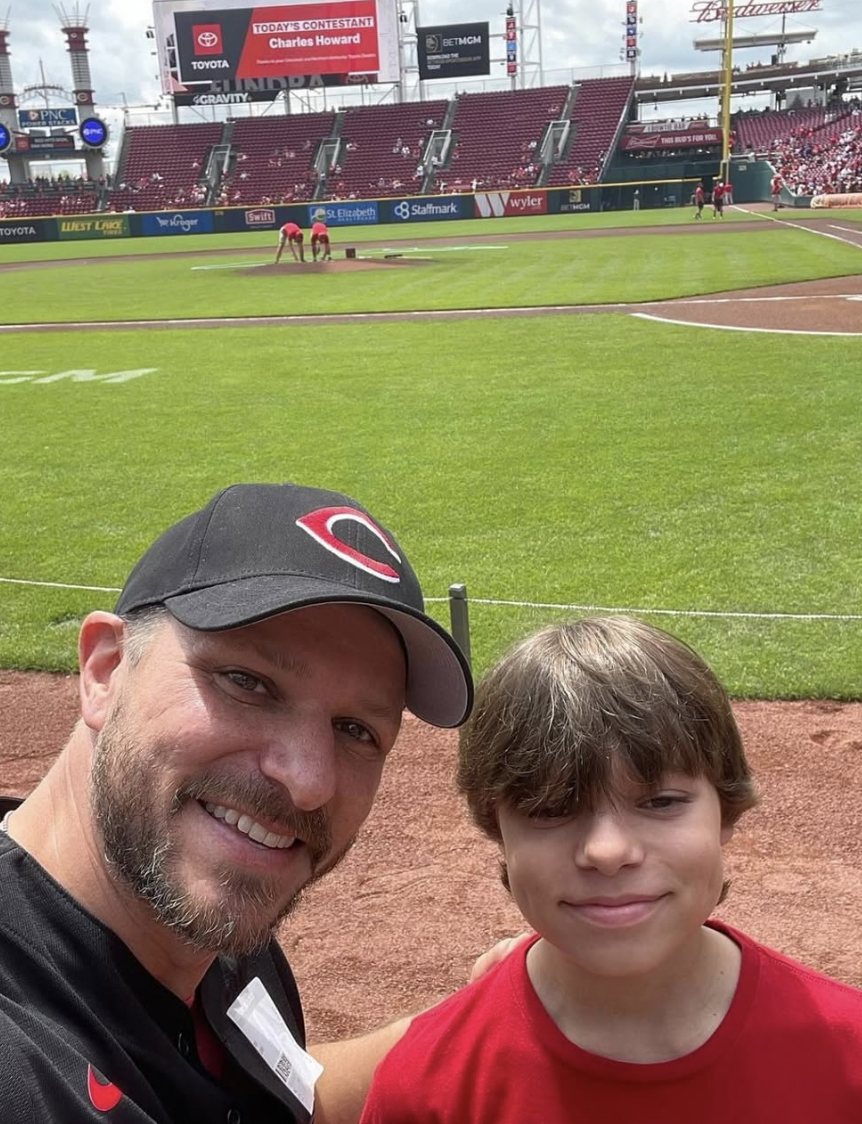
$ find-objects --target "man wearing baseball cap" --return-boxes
[0,483,472,1124]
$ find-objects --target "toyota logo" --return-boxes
[394,202,411,220]
[197,30,219,47]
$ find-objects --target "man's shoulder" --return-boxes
[0,1018,37,1124]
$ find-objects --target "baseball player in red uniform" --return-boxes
[712,181,725,219]
[274,221,304,264]
[694,183,705,219]
[771,173,783,211]
[310,220,331,261]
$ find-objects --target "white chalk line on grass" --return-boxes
[734,205,862,251]
[0,577,121,593]
[4,575,861,622]
[425,596,862,622]
[191,261,270,271]
[631,311,862,338]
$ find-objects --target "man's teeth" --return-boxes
[204,803,296,850]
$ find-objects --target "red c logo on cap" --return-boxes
[296,507,401,583]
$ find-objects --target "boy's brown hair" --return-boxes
[458,616,758,839]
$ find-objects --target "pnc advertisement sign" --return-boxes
[18,108,77,127]
[58,215,130,240]
[689,0,822,20]
[473,190,547,219]
[173,0,386,82]
[417,22,490,80]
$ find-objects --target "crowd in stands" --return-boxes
[0,173,103,218]
[770,101,862,194]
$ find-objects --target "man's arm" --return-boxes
[309,1015,412,1124]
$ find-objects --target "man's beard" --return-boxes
[90,702,354,957]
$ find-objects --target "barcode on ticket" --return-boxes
[275,1053,293,1085]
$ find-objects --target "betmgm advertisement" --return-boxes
[417,22,489,81]
[153,0,400,94]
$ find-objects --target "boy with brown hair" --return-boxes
[360,617,862,1123]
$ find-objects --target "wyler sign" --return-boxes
[417,21,490,80]
[473,191,547,218]
[173,0,385,81]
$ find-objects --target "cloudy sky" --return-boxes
[6,0,858,108]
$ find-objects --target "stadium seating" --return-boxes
[0,180,100,219]
[106,122,223,212]
[547,76,634,186]
[770,103,862,194]
[440,86,568,192]
[324,100,447,199]
[228,111,335,204]
[733,106,833,153]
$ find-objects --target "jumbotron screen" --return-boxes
[153,0,399,91]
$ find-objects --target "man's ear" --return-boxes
[78,612,127,733]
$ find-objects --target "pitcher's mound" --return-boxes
[239,256,434,276]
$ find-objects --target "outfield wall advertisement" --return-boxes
[0,218,56,243]
[382,196,466,222]
[141,210,216,236]
[58,215,131,240]
[154,0,400,93]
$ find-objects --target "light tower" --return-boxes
[0,13,24,184]
[56,3,105,179]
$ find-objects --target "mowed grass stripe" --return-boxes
[2,315,861,696]
[3,228,860,324]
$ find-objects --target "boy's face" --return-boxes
[497,770,733,981]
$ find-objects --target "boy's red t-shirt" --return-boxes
[360,922,862,1123]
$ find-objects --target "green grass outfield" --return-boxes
[4,227,862,323]
[2,208,861,697]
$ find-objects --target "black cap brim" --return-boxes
[163,575,473,729]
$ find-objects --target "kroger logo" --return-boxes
[394,201,411,220]
[157,214,199,232]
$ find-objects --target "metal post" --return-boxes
[720,0,735,185]
[448,583,472,670]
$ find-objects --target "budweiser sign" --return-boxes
[690,0,822,21]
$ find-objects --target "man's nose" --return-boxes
[258,716,338,812]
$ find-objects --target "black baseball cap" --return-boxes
[115,483,473,728]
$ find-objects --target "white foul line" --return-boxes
[4,575,861,622]
[630,312,862,338]
[0,576,121,593]
[424,595,862,622]
[734,205,862,251]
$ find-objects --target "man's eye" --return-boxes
[222,670,266,694]
[336,720,375,744]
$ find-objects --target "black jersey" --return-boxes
[0,797,311,1124]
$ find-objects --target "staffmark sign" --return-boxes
[474,191,547,218]
[390,198,463,221]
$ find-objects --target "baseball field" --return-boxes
[3,202,862,1038]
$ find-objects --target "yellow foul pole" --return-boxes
[721,0,735,183]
